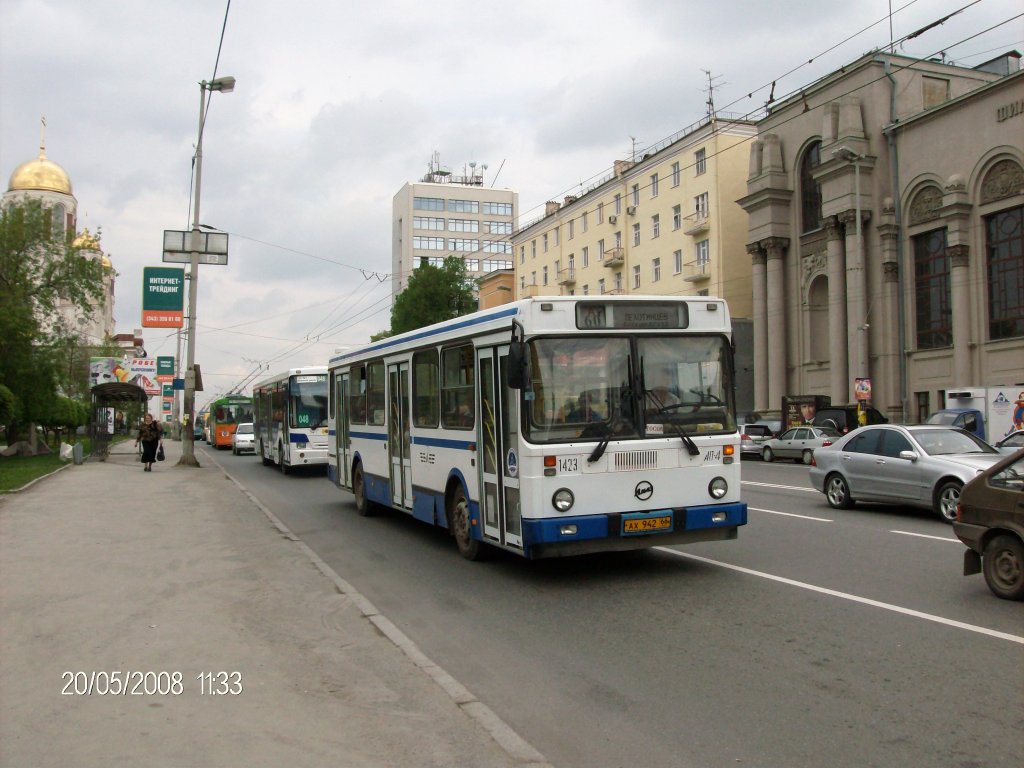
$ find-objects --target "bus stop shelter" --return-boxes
[89,382,148,460]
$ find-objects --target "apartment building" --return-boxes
[739,50,1023,421]
[392,156,518,301]
[511,117,756,320]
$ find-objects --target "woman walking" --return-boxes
[135,413,163,472]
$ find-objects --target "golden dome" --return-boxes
[8,150,72,194]
[73,229,100,250]
[101,255,112,269]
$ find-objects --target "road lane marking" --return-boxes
[749,506,833,523]
[890,530,961,543]
[743,481,818,493]
[655,548,1024,645]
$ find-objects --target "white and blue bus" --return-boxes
[252,366,329,473]
[326,296,747,559]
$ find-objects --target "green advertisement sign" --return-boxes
[157,356,175,376]
[142,267,184,328]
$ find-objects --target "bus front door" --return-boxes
[387,362,412,509]
[477,346,523,550]
[334,373,350,489]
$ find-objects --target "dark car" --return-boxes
[953,448,1024,601]
[812,403,888,434]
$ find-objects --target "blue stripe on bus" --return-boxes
[350,430,388,441]
[329,305,520,365]
[289,433,327,444]
[411,435,475,451]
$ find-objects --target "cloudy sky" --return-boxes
[1,0,1021,407]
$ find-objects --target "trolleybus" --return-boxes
[326,296,747,559]
[252,366,329,473]
[207,394,254,450]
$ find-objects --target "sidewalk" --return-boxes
[0,439,549,767]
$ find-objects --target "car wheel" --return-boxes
[934,480,962,523]
[802,449,813,465]
[825,473,854,509]
[762,446,774,462]
[353,462,373,517]
[448,484,483,561]
[982,534,1024,601]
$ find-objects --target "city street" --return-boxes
[210,447,1023,768]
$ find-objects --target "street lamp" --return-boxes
[832,145,867,403]
[180,75,235,467]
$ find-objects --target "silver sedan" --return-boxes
[762,426,841,464]
[808,425,1005,522]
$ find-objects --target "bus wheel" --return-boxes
[353,462,373,517]
[278,443,290,475]
[449,485,482,561]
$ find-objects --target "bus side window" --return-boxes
[349,365,367,424]
[441,346,474,430]
[412,350,439,428]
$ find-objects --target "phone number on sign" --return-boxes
[61,671,242,696]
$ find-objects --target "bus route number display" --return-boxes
[576,302,686,330]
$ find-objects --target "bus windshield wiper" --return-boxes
[644,389,700,456]
[587,422,612,464]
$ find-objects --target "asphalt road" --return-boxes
[208,447,1024,768]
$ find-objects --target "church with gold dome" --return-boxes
[4,133,116,345]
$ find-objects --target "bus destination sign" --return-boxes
[576,302,687,330]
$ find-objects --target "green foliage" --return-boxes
[0,199,106,441]
[390,256,477,336]
[0,384,16,425]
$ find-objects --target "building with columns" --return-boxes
[739,50,1023,422]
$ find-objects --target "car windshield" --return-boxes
[912,428,996,456]
[522,334,735,445]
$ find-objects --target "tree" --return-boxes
[390,256,476,335]
[0,199,106,442]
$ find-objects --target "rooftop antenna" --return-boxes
[701,69,725,121]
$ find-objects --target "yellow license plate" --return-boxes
[623,515,672,533]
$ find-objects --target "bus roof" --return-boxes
[251,366,328,392]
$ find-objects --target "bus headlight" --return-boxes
[552,488,575,512]
[708,477,728,499]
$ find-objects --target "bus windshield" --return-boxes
[216,402,253,424]
[524,335,735,444]
[289,375,328,429]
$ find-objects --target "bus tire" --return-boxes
[353,461,373,517]
[278,443,290,475]
[448,484,483,561]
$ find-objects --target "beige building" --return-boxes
[512,117,756,319]
[739,50,1023,421]
[392,155,518,301]
[4,139,116,345]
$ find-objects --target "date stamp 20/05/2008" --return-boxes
[61,671,242,696]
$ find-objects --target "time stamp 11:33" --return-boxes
[61,670,242,696]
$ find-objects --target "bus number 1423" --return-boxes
[557,456,579,473]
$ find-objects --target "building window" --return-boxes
[582,212,588,232]
[583,284,589,295]
[671,161,681,187]
[615,194,622,215]
[582,246,589,268]
[531,240,536,259]
[413,216,445,230]
[614,231,622,249]
[482,240,511,253]
[632,223,640,247]
[914,391,930,424]
[650,173,659,198]
[696,239,710,264]
[631,184,640,207]
[482,201,512,215]
[598,278,605,294]
[695,148,706,175]
[485,220,512,234]
[520,245,525,264]
[413,196,444,211]
[448,219,479,232]
[632,265,641,289]
[543,266,548,285]
[413,236,445,250]
[531,270,536,285]
[652,257,661,283]
[651,214,660,239]
[449,238,477,252]
[613,272,622,292]
[985,205,1024,340]
[597,239,605,261]
[543,233,549,252]
[800,141,823,233]
[568,219,575,240]
[913,228,951,349]
[520,276,525,290]
[448,199,480,213]
[695,192,709,216]
[597,202,604,224]
[673,205,682,231]
[673,249,683,274]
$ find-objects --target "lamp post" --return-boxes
[180,75,235,466]
[832,145,867,402]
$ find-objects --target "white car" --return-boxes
[232,423,256,455]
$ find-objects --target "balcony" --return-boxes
[521,283,560,298]
[683,259,711,283]
[683,211,710,235]
[603,247,624,267]
[557,268,576,287]
[602,287,626,295]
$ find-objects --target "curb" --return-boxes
[0,461,73,495]
[202,448,553,768]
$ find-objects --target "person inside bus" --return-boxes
[645,368,682,413]
[567,392,600,423]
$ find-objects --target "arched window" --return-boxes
[800,142,823,233]
[51,203,66,238]
[807,275,829,361]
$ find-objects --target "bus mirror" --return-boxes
[507,342,528,389]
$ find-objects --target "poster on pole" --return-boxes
[142,267,185,328]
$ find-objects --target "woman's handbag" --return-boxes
[157,443,165,461]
